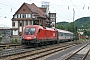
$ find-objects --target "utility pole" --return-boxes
[73,8,75,41]
[49,11,50,28]
[73,8,75,27]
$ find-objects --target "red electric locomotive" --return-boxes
[22,25,74,46]
[22,25,57,46]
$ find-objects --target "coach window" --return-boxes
[65,33,68,36]
[61,33,63,36]
[67,33,69,36]
[63,33,65,36]
[59,32,61,36]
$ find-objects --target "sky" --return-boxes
[0,0,90,27]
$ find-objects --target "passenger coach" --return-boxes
[57,29,73,42]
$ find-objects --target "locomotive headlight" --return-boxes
[34,36,36,39]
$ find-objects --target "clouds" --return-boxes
[0,18,12,27]
[0,0,90,27]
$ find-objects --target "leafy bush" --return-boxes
[15,38,18,43]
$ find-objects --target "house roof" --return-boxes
[39,7,47,13]
[25,3,47,18]
[12,2,49,21]
[13,3,47,19]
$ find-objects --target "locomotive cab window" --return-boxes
[25,28,36,35]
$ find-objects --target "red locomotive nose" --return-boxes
[23,35,36,40]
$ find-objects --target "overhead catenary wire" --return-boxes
[80,0,86,9]
[27,0,89,21]
[0,0,90,20]
[80,0,90,10]
[69,0,85,16]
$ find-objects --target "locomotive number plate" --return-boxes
[27,37,31,39]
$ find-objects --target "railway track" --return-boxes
[21,44,77,60]
[66,44,90,60]
[0,40,86,60]
[57,42,90,60]
[0,44,21,49]
[0,42,79,60]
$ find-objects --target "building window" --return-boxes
[14,14,17,18]
[23,9,26,11]
[20,23,22,26]
[18,14,20,18]
[28,20,30,25]
[21,14,23,18]
[14,14,32,18]
[24,20,26,26]
[26,14,28,18]
[19,32,22,36]
[52,19,55,21]
[52,14,55,17]
[12,22,15,26]
[27,14,31,18]
[20,14,21,18]
[22,14,26,18]
[17,14,18,18]
[20,21,22,26]
[50,19,52,21]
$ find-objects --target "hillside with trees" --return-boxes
[74,17,90,29]
[56,17,90,29]
[56,17,90,36]
[56,22,69,30]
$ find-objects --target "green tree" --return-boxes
[83,30,90,37]
[56,24,64,30]
[68,22,77,36]
[86,30,90,36]
[67,22,74,32]
[83,30,88,35]
[56,22,78,36]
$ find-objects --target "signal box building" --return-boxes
[49,13,56,28]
